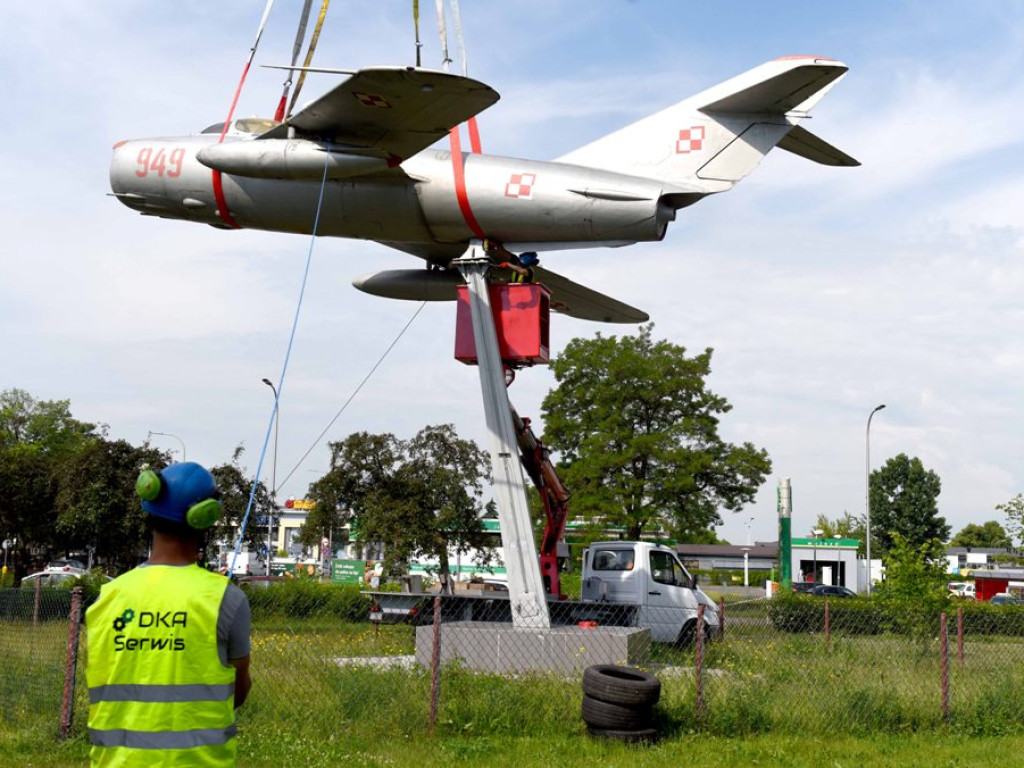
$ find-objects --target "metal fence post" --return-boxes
[940,612,949,724]
[957,605,964,667]
[695,603,705,725]
[59,587,84,740]
[718,597,726,641]
[428,595,442,730]
[34,576,41,625]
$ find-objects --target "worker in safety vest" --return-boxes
[86,462,251,767]
[483,238,540,283]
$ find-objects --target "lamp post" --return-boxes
[834,534,842,587]
[866,403,886,595]
[147,431,186,461]
[812,528,824,583]
[262,378,279,577]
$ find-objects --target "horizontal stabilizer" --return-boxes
[698,58,848,114]
[777,124,859,166]
[352,267,648,324]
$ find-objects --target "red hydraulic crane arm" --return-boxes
[510,405,571,597]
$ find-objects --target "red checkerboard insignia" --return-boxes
[353,92,392,108]
[675,125,706,154]
[505,172,537,199]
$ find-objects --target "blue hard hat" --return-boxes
[519,252,540,267]
[141,462,219,525]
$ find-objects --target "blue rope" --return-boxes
[229,148,331,575]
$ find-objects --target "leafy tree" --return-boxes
[997,493,1024,547]
[949,520,1012,549]
[302,432,404,552]
[868,453,949,555]
[875,532,949,641]
[53,438,167,569]
[304,425,493,588]
[0,389,99,573]
[541,325,771,540]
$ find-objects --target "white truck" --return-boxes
[580,540,719,644]
[370,540,719,645]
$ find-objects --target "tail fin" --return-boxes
[557,56,857,191]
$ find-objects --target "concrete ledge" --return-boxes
[415,621,650,674]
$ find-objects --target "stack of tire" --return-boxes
[582,664,661,743]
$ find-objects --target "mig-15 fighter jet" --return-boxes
[110,56,856,322]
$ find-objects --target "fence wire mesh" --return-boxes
[0,587,77,739]
[5,584,1024,745]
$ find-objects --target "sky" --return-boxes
[2,1,1024,548]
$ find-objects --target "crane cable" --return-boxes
[212,0,278,228]
[229,148,332,574]
[275,0,315,122]
[446,0,481,153]
[412,0,423,67]
[274,300,428,493]
[286,0,332,120]
[437,0,484,237]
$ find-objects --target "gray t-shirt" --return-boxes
[217,582,252,664]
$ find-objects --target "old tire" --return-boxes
[586,726,659,744]
[581,694,653,730]
[582,664,661,707]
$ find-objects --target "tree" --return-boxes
[304,425,493,588]
[53,438,167,569]
[874,532,949,641]
[812,512,865,541]
[949,521,1012,549]
[541,325,771,540]
[997,493,1024,547]
[0,389,99,572]
[303,432,404,552]
[868,453,949,555]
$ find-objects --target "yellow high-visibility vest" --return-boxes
[86,565,237,767]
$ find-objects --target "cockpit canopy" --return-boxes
[201,118,280,136]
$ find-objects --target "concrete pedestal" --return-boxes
[415,621,650,674]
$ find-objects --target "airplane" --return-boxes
[109,56,857,323]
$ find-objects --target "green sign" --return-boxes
[332,559,366,585]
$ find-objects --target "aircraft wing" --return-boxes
[352,265,649,324]
[273,68,499,161]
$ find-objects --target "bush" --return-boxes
[244,579,371,622]
[768,594,884,635]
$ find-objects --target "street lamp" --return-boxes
[834,534,842,587]
[147,431,186,461]
[812,528,824,583]
[262,378,279,577]
[865,403,886,596]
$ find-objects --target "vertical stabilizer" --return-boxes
[557,57,855,191]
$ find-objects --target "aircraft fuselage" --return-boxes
[110,134,682,258]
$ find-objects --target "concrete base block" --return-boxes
[415,621,650,674]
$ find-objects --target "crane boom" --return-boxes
[510,405,571,597]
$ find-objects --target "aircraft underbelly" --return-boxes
[227,177,433,241]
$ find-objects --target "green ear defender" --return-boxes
[136,469,163,501]
[186,498,223,530]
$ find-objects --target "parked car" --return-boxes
[791,582,816,594]
[990,592,1021,605]
[20,567,109,589]
[810,584,857,598]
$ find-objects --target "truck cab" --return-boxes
[581,541,719,644]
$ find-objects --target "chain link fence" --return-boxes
[5,583,1024,748]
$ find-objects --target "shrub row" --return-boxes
[768,594,1024,636]
[242,579,372,622]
